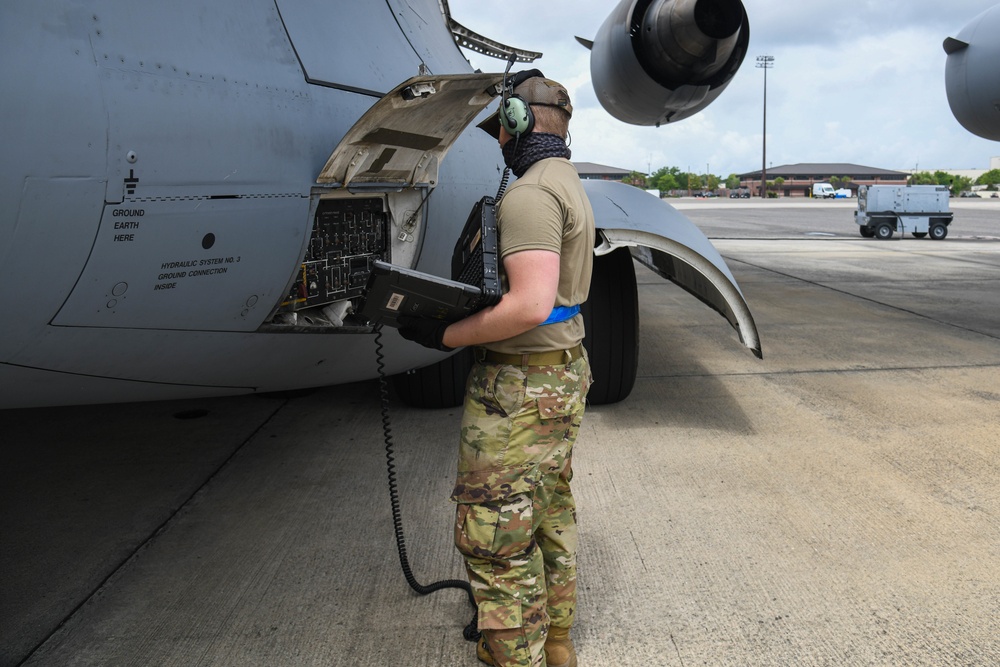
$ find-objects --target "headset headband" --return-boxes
[507,68,545,93]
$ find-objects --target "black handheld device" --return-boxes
[359,196,501,327]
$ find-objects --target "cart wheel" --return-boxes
[875,223,893,240]
[912,232,927,239]
[930,224,948,240]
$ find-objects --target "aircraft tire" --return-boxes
[582,247,639,405]
[391,347,473,409]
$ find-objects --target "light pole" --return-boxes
[757,55,774,198]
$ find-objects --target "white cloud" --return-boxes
[447,0,999,175]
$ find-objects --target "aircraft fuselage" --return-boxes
[0,0,500,407]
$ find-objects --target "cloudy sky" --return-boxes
[447,0,999,177]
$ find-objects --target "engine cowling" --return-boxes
[944,3,1000,141]
[586,0,749,126]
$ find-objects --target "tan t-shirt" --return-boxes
[486,158,595,354]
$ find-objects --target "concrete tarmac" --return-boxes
[2,200,998,666]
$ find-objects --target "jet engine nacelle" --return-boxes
[587,0,749,126]
[943,3,1000,141]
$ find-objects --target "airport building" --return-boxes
[738,163,908,197]
[575,162,636,181]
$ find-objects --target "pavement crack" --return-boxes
[724,255,1000,343]
[670,633,686,666]
[638,361,1000,381]
[628,529,649,573]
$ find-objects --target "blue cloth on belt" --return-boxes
[539,304,581,326]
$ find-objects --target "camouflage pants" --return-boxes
[452,352,591,667]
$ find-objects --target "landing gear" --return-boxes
[392,347,474,409]
[581,247,639,405]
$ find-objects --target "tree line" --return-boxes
[621,166,1000,196]
[623,166,742,194]
[629,167,810,197]
[909,168,1000,194]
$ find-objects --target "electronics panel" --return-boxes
[281,196,388,311]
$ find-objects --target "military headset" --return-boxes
[499,66,544,138]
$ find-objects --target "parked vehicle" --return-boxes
[855,185,953,240]
[812,182,836,198]
[729,189,750,198]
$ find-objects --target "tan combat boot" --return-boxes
[476,633,495,665]
[544,626,577,667]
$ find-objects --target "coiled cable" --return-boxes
[372,325,480,641]
[495,166,511,202]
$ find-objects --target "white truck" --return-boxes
[812,182,836,198]
[855,185,953,240]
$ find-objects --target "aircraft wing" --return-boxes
[583,180,762,358]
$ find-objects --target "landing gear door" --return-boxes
[583,180,762,359]
[317,73,503,189]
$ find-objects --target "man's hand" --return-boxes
[397,316,453,351]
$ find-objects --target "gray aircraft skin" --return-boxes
[944,2,1000,141]
[0,0,758,410]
